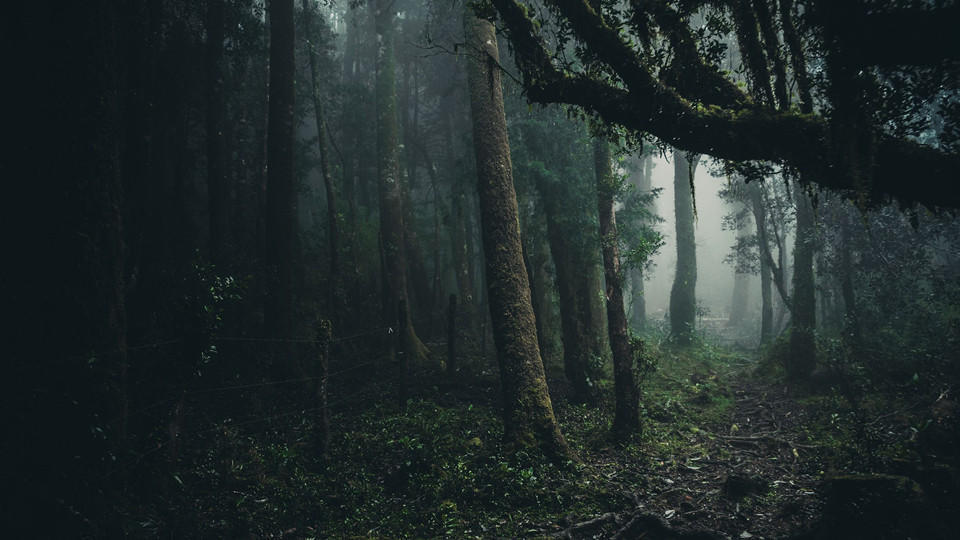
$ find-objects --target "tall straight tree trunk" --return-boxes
[398,59,432,323]
[759,253,774,344]
[728,207,751,326]
[750,182,777,344]
[789,189,817,378]
[628,154,652,330]
[670,150,698,344]
[464,6,571,462]
[340,10,360,254]
[524,217,560,365]
[206,0,228,266]
[302,0,340,307]
[839,206,860,347]
[265,0,296,339]
[535,185,595,401]
[595,140,640,439]
[375,0,427,362]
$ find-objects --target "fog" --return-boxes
[642,154,754,329]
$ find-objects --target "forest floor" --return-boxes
[131,331,959,539]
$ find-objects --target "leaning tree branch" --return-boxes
[490,0,960,209]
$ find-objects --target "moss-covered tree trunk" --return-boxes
[595,140,640,438]
[464,5,571,462]
[375,0,428,364]
[670,150,698,344]
[789,189,816,378]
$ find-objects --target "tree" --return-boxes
[489,0,960,209]
[463,4,571,461]
[670,150,698,344]
[625,153,655,330]
[789,188,817,378]
[302,0,341,309]
[727,207,751,328]
[374,0,429,365]
[516,114,606,402]
[265,0,296,339]
[749,179,794,342]
[594,139,640,438]
[206,0,229,267]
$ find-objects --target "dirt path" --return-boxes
[556,374,828,539]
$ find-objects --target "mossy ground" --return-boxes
[118,332,956,538]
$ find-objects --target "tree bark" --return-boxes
[375,0,428,363]
[595,140,640,438]
[206,0,228,266]
[789,189,817,378]
[399,58,433,323]
[628,154,653,330]
[464,6,571,462]
[670,150,698,344]
[839,206,860,347]
[541,194,596,401]
[749,183,774,344]
[302,0,340,307]
[728,207,751,326]
[265,0,296,339]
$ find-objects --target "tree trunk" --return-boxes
[760,251,774,344]
[728,208,751,326]
[542,205,595,401]
[789,189,817,378]
[525,218,560,365]
[670,150,698,344]
[399,58,433,324]
[375,0,428,364]
[839,206,861,347]
[750,182,776,344]
[302,0,340,308]
[206,0,228,266]
[595,140,640,439]
[628,154,653,330]
[464,6,571,462]
[444,99,476,323]
[340,10,360,255]
[265,0,296,339]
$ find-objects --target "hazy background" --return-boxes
[642,154,755,326]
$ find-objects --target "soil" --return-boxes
[551,375,826,539]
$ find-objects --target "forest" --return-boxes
[6,0,960,537]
